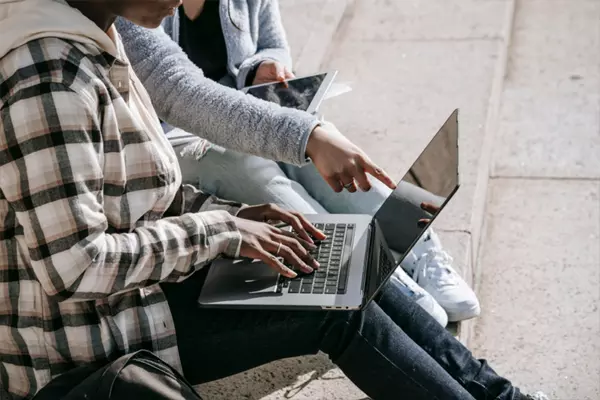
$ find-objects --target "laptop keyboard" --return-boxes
[277,223,355,295]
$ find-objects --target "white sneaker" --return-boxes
[525,392,550,400]
[391,267,448,327]
[402,229,481,322]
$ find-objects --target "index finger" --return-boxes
[289,211,326,240]
[284,68,295,80]
[275,212,314,243]
[361,158,396,190]
[274,64,290,88]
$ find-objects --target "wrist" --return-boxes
[306,125,325,159]
[245,63,262,87]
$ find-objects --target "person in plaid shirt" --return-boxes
[0,1,549,400]
[0,0,324,397]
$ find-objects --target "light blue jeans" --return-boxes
[173,142,444,253]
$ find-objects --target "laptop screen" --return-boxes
[371,110,460,289]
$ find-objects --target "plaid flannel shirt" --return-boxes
[0,34,243,399]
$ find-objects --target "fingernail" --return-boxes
[302,265,314,273]
[313,260,321,269]
[288,270,298,278]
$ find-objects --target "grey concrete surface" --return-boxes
[492,0,600,178]
[493,87,600,178]
[197,354,366,400]
[342,0,508,41]
[471,179,600,399]
[279,0,350,74]
[505,1,600,91]
[470,0,600,399]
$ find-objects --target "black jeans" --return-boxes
[162,270,521,400]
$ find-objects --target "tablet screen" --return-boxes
[245,73,327,111]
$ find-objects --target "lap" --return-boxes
[279,162,392,215]
[174,143,327,214]
[162,273,477,400]
[161,269,428,386]
[161,269,342,384]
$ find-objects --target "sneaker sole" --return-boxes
[446,303,481,323]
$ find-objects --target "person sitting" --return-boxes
[0,1,549,400]
[116,0,480,325]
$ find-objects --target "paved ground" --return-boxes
[196,1,600,399]
[470,1,600,399]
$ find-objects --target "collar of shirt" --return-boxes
[104,25,130,99]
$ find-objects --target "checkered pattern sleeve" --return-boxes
[0,84,242,303]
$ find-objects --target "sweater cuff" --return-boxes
[298,118,322,165]
[245,63,261,87]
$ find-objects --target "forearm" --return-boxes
[63,210,241,300]
[1,86,242,303]
[117,18,318,166]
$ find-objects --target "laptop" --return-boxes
[198,110,460,310]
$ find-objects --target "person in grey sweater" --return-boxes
[117,0,480,324]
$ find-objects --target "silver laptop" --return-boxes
[198,110,460,310]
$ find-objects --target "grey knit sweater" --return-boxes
[116,2,319,166]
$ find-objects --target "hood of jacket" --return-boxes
[0,0,118,59]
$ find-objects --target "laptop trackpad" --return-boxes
[204,258,280,295]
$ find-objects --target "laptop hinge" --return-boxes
[361,221,377,306]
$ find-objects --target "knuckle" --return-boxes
[281,246,292,255]
[292,242,304,252]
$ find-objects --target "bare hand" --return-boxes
[306,122,396,193]
[238,204,326,244]
[234,204,325,278]
[253,60,294,86]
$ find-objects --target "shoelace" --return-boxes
[412,249,459,287]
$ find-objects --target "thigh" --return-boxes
[279,162,391,215]
[163,272,473,400]
[179,146,328,214]
[333,300,475,400]
[161,270,330,385]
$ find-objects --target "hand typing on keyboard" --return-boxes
[277,223,355,295]
[235,204,326,278]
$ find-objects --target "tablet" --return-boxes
[242,71,337,114]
